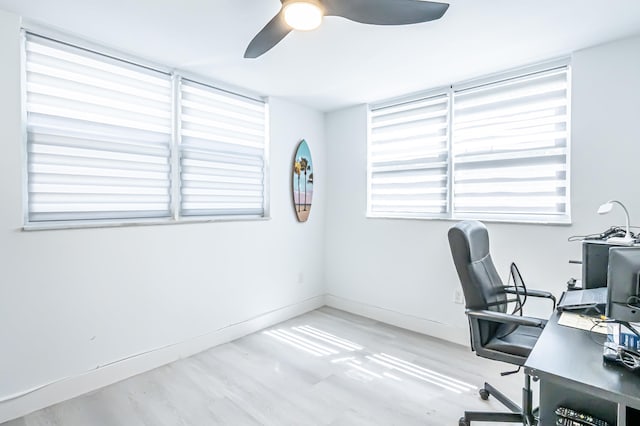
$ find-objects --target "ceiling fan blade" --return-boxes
[244,11,292,58]
[323,0,449,25]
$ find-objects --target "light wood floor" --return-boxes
[4,307,530,425]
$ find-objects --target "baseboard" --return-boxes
[325,294,469,346]
[0,295,325,424]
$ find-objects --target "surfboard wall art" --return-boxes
[292,139,313,222]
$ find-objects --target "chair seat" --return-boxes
[484,323,542,358]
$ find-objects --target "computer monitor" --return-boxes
[582,241,613,288]
[606,247,640,322]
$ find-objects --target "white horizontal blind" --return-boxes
[369,94,450,217]
[452,66,569,221]
[25,34,173,222]
[180,80,266,217]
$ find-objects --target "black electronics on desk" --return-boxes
[556,241,618,314]
[557,287,607,312]
[578,242,640,319]
[606,247,640,323]
[582,241,617,289]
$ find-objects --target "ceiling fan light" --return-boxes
[283,0,323,31]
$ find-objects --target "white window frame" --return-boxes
[367,58,571,225]
[367,88,451,219]
[21,27,270,230]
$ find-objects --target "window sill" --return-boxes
[366,213,571,226]
[22,215,271,232]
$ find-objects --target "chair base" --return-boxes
[458,374,536,426]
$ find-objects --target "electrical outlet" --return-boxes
[453,288,465,304]
[297,272,304,284]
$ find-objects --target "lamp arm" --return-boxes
[611,200,632,238]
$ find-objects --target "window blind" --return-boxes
[368,94,450,217]
[25,34,173,222]
[451,66,569,221]
[179,80,266,217]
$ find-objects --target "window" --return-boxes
[25,35,173,222]
[367,62,570,224]
[179,80,267,217]
[451,67,570,222]
[23,33,268,227]
[368,93,450,218]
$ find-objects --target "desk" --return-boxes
[525,313,640,425]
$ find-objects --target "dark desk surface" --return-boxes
[525,313,640,410]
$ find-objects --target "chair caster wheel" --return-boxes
[459,417,470,426]
[479,388,490,400]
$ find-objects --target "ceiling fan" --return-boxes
[244,0,450,58]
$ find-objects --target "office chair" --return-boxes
[448,220,556,426]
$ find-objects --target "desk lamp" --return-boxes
[597,200,635,245]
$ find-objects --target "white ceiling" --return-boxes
[1,0,640,111]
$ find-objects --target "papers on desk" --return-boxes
[558,311,609,334]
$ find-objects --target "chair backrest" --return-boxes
[448,220,508,346]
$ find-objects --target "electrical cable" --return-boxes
[567,226,637,242]
[625,295,640,310]
[587,316,609,348]
[587,316,640,371]
[568,233,604,242]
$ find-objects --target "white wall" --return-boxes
[325,34,640,345]
[0,9,327,422]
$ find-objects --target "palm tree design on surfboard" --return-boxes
[293,139,313,222]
